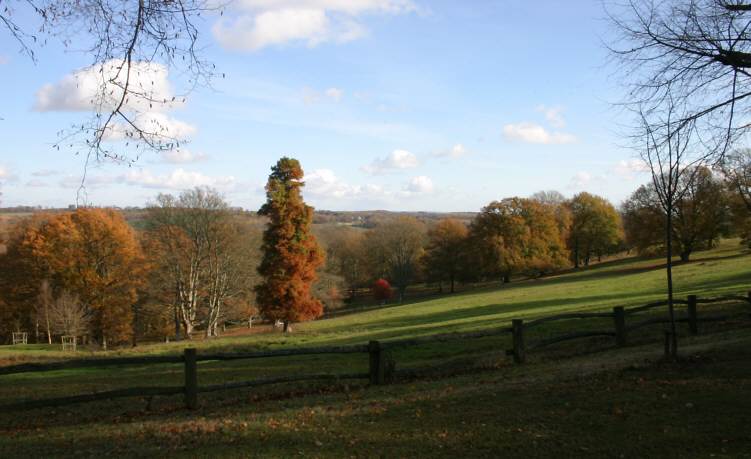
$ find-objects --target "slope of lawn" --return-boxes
[0,239,749,411]
[1,327,750,457]
[5,238,749,362]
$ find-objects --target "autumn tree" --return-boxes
[144,188,255,338]
[363,216,426,302]
[423,219,469,293]
[256,158,325,332]
[720,149,751,244]
[470,198,568,283]
[50,291,91,339]
[1,209,145,348]
[567,193,623,267]
[321,226,369,299]
[622,167,728,260]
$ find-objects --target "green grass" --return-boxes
[0,240,750,457]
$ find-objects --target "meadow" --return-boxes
[0,239,750,457]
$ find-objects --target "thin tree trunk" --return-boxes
[283,321,291,333]
[666,202,678,359]
[173,304,182,340]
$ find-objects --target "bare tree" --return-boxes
[1,1,219,194]
[608,0,751,157]
[50,291,91,338]
[639,101,713,358]
[34,280,54,344]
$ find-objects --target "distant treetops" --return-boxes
[255,157,325,332]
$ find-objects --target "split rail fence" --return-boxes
[1,291,750,412]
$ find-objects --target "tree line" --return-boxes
[1,157,750,346]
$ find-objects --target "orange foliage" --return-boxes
[1,208,145,344]
[256,158,325,326]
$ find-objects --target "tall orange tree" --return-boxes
[256,157,325,332]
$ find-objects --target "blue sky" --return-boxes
[0,0,649,211]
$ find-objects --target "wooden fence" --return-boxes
[1,291,749,412]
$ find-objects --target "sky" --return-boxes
[0,0,651,212]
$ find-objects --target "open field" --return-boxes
[0,239,750,457]
[1,328,750,457]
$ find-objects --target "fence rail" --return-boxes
[1,290,749,411]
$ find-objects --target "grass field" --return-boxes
[0,240,750,457]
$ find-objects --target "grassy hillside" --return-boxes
[0,239,750,456]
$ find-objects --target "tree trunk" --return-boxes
[680,250,690,262]
[450,275,455,294]
[666,202,678,359]
[283,321,291,333]
[173,305,182,340]
[573,241,580,268]
[503,273,510,284]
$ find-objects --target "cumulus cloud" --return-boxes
[502,122,576,145]
[614,158,650,180]
[25,179,49,188]
[102,112,197,142]
[159,149,208,164]
[405,175,433,194]
[305,168,385,198]
[536,105,566,129]
[59,174,119,189]
[0,165,11,180]
[32,169,60,177]
[303,86,344,104]
[362,149,419,174]
[324,87,343,102]
[568,171,592,189]
[34,60,196,144]
[212,0,416,51]
[124,168,236,190]
[35,60,181,113]
[433,143,468,159]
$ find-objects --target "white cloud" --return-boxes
[324,87,343,102]
[25,179,49,188]
[405,175,433,194]
[159,149,208,164]
[303,86,344,104]
[212,0,416,51]
[35,60,181,113]
[0,55,8,65]
[536,105,566,129]
[568,171,592,189]
[32,169,60,177]
[362,149,419,174]
[0,165,11,180]
[502,122,576,145]
[101,112,196,142]
[124,168,236,190]
[433,143,468,159]
[305,168,383,198]
[59,174,119,189]
[614,159,650,180]
[34,60,195,144]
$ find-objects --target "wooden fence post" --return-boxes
[511,319,526,364]
[687,295,698,335]
[184,348,198,410]
[613,307,626,347]
[369,340,385,385]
